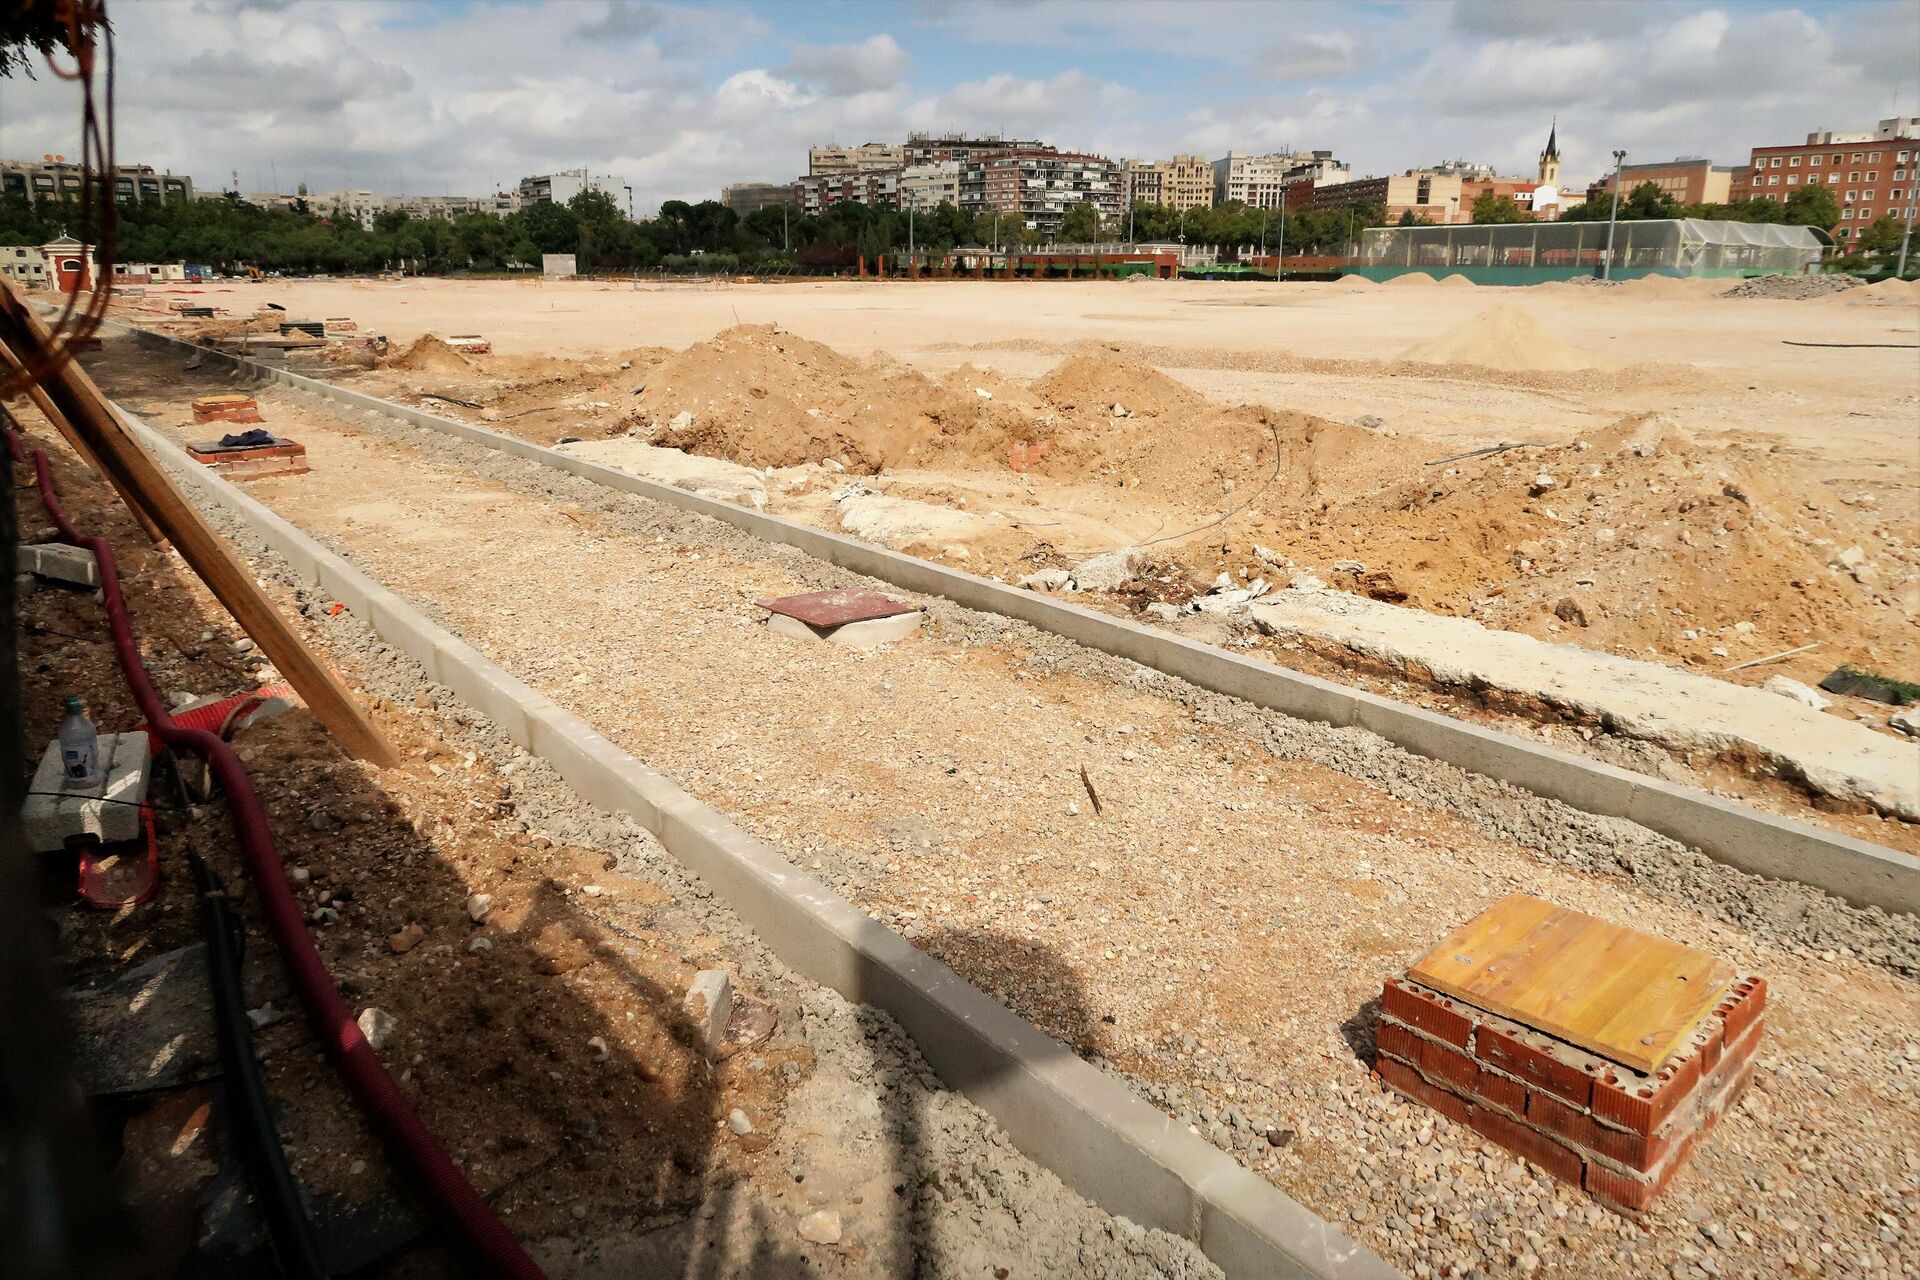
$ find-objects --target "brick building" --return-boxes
[959,149,1122,233]
[721,182,793,217]
[792,169,900,215]
[1589,158,1738,207]
[807,143,903,177]
[1313,169,1469,223]
[903,133,1046,166]
[1732,118,1919,242]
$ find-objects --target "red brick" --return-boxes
[1584,1139,1693,1214]
[1713,976,1767,1044]
[1376,1018,1424,1067]
[1694,1011,1726,1074]
[1700,1055,1757,1134]
[1416,1036,1482,1094]
[1380,976,1474,1049]
[1584,1113,1691,1174]
[1376,1056,1470,1125]
[1467,1103,1585,1186]
[1476,1019,1598,1107]
[1472,1065,1527,1117]
[1592,1046,1703,1136]
[1526,1090,1600,1149]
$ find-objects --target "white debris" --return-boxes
[466,892,493,923]
[1018,568,1073,593]
[1289,571,1328,591]
[1892,709,1920,738]
[799,1210,843,1245]
[974,386,993,399]
[668,410,694,431]
[1069,547,1144,592]
[684,969,734,1061]
[727,1108,754,1135]
[587,1035,610,1062]
[356,1007,396,1052]
[1763,676,1830,711]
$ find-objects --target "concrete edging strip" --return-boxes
[116,402,1400,1280]
[115,323,1920,918]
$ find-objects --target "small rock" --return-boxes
[1763,676,1829,711]
[1017,567,1072,594]
[1068,547,1144,593]
[1529,473,1556,495]
[1552,596,1593,628]
[1354,414,1386,429]
[229,638,255,655]
[308,808,341,833]
[727,1108,754,1136]
[466,893,493,923]
[356,1007,396,1052]
[1891,709,1920,738]
[798,1209,842,1245]
[668,410,694,431]
[387,923,426,954]
[467,936,493,953]
[587,1036,610,1063]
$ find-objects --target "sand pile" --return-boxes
[641,325,1047,472]
[388,334,476,374]
[1031,353,1203,420]
[1437,274,1478,288]
[1336,275,1378,290]
[1400,305,1623,372]
[1387,272,1437,287]
[1846,277,1920,305]
[1244,411,1913,677]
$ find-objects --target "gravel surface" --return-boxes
[104,351,1920,1280]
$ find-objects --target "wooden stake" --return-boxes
[0,284,398,767]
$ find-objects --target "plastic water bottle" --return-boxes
[59,696,100,787]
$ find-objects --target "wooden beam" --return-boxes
[0,284,398,768]
[1,338,169,545]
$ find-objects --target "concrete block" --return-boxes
[766,609,924,647]
[683,969,733,1060]
[18,542,101,588]
[24,732,151,853]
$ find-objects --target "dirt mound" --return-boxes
[388,333,476,374]
[1387,272,1437,287]
[1031,352,1204,420]
[1400,304,1622,372]
[641,325,1046,472]
[1846,277,1920,305]
[1437,274,1478,288]
[1336,275,1378,290]
[1721,274,1861,301]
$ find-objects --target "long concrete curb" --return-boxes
[114,402,1400,1280]
[115,323,1920,918]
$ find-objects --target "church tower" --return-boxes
[1538,117,1562,186]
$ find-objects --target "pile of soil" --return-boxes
[1400,304,1622,372]
[1386,272,1437,287]
[1721,274,1862,301]
[1845,277,1920,305]
[1437,274,1478,289]
[387,333,476,374]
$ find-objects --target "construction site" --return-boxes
[8,259,1915,1280]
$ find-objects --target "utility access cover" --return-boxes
[1408,893,1732,1073]
[755,589,918,629]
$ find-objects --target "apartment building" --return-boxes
[722,182,793,217]
[900,162,961,211]
[387,194,490,221]
[518,168,631,215]
[807,143,903,177]
[1,157,193,204]
[959,149,1122,233]
[1122,155,1215,211]
[1734,118,1919,241]
[1311,169,1469,222]
[317,188,385,230]
[902,133,1046,166]
[1210,150,1349,210]
[792,169,900,215]
[1590,158,1738,207]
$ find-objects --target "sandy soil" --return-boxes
[90,350,1920,1280]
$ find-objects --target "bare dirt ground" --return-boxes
[15,408,1220,1278]
[89,336,1920,1280]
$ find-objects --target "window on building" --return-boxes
[1789,156,1800,167]
[1852,152,1864,162]
[1787,175,1799,185]
[1841,209,1852,219]
[1829,173,1840,183]
[1838,227,1850,238]
[1767,175,1779,186]
[1901,151,1913,162]
[1810,155,1822,167]
[1869,151,1883,162]
[1866,172,1878,182]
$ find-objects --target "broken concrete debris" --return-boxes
[1067,546,1144,593]
[357,1006,397,1052]
[683,969,733,1061]
[17,541,101,588]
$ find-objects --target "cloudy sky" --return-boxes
[0,0,1914,214]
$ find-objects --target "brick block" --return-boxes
[1592,1043,1703,1136]
[1467,1102,1585,1186]
[1380,975,1474,1049]
[1472,1064,1527,1117]
[1376,1018,1424,1066]
[1416,1034,1482,1095]
[1526,1089,1599,1149]
[1713,976,1767,1044]
[1376,1056,1469,1125]
[1584,1138,1694,1215]
[1476,1015,1602,1107]
[23,732,151,853]
[17,542,100,588]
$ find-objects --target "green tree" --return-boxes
[1623,181,1681,220]
[1782,184,1840,228]
[1856,214,1906,255]
[1471,191,1531,224]
[1059,198,1103,243]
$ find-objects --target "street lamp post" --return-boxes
[1276,193,1287,280]
[1899,195,1916,279]
[1602,149,1627,280]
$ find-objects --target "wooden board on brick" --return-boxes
[1408,894,1732,1073]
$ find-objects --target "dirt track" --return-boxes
[93,337,1920,1280]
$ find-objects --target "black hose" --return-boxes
[188,853,331,1280]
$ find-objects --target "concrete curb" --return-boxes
[115,324,1920,918]
[116,402,1401,1280]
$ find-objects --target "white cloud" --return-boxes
[1257,32,1372,81]
[782,34,910,95]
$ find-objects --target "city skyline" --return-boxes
[0,1,1913,217]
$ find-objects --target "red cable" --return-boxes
[9,427,544,1279]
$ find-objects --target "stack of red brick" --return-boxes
[1375,971,1765,1213]
[191,394,262,425]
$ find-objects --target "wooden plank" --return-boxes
[1409,893,1732,1072]
[0,283,399,768]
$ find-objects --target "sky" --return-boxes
[0,0,1914,215]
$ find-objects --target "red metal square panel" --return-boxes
[756,589,918,628]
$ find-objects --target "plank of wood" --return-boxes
[1409,894,1732,1073]
[0,283,398,768]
